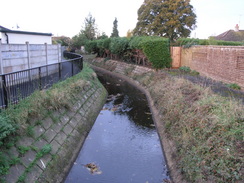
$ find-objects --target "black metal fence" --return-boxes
[0,51,83,109]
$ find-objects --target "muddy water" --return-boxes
[65,72,170,183]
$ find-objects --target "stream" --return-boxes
[64,72,170,183]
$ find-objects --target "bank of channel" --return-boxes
[65,71,170,183]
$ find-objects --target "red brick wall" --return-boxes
[181,46,244,88]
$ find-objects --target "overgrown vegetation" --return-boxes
[85,36,172,69]
[0,63,96,179]
[174,38,244,47]
[226,83,241,90]
[144,72,244,182]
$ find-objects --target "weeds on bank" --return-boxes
[226,83,241,90]
[147,76,244,182]
[0,63,96,178]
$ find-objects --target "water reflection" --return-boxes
[65,72,170,183]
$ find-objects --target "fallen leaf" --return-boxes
[84,163,102,175]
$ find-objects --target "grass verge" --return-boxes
[147,75,244,182]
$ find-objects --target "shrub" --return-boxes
[85,36,172,68]
[128,36,145,50]
[0,115,16,146]
[84,40,98,54]
[226,83,241,90]
[179,66,191,72]
[109,37,129,57]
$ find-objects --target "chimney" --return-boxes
[235,24,239,32]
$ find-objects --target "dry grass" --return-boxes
[141,73,243,182]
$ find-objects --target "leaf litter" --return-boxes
[83,163,102,175]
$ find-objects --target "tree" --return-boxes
[97,32,108,40]
[52,36,72,46]
[72,14,98,49]
[133,0,196,41]
[111,18,119,37]
[82,13,97,40]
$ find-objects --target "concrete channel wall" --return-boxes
[88,58,186,183]
[1,73,107,183]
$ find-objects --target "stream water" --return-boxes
[64,72,170,183]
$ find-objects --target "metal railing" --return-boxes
[0,51,83,109]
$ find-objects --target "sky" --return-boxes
[1,0,244,39]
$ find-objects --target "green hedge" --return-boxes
[84,40,98,54]
[174,38,244,47]
[85,36,172,68]
[109,37,129,56]
[141,37,171,68]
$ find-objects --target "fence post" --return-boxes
[59,62,61,80]
[2,75,8,108]
[39,67,42,90]
[45,43,49,76]
[26,41,32,81]
[26,42,30,69]
[57,44,61,63]
[0,40,3,74]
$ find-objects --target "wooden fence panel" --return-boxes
[170,47,182,68]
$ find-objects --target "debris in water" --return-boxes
[111,107,118,112]
[84,163,102,175]
[145,112,152,115]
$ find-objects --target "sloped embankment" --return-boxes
[0,64,107,183]
[88,58,244,183]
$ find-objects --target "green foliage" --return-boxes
[111,17,119,37]
[190,70,200,76]
[226,83,241,90]
[175,38,244,47]
[85,40,98,54]
[128,36,145,50]
[141,37,171,68]
[109,37,129,56]
[179,66,191,72]
[17,144,52,183]
[71,13,98,49]
[0,115,16,146]
[96,38,111,56]
[85,36,172,68]
[36,144,52,159]
[18,146,30,155]
[133,0,196,41]
[52,36,71,46]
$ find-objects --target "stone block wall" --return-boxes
[1,76,107,183]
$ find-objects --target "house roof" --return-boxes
[214,29,244,42]
[0,25,52,36]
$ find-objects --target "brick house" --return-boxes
[214,24,244,42]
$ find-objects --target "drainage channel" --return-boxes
[65,71,170,183]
